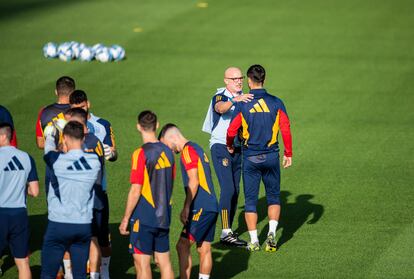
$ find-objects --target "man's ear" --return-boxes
[61,135,67,152]
[87,101,91,109]
[55,89,58,96]
[156,121,160,130]
[137,124,142,132]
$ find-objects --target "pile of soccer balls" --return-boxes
[43,42,126,63]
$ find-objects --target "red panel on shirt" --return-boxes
[279,109,292,157]
[35,108,44,137]
[130,148,146,185]
[226,112,242,147]
[181,145,199,170]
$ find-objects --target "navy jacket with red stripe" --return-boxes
[226,88,292,157]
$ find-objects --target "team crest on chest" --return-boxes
[222,158,229,167]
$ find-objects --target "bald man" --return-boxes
[159,124,218,279]
[202,67,253,247]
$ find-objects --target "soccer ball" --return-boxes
[79,47,94,61]
[43,42,58,58]
[73,43,86,59]
[95,47,112,63]
[92,43,104,53]
[57,42,71,54]
[58,46,74,62]
[70,42,79,57]
[109,45,126,61]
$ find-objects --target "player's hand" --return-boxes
[43,125,57,138]
[234,94,254,103]
[103,144,113,160]
[54,119,67,133]
[283,156,292,168]
[119,217,130,235]
[180,207,189,225]
[227,146,234,154]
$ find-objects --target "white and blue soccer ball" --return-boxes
[92,43,104,53]
[79,47,94,61]
[71,42,85,59]
[95,47,112,63]
[43,42,58,58]
[57,42,72,54]
[109,45,125,61]
[59,45,74,62]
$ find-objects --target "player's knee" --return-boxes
[14,257,30,269]
[176,239,189,253]
[196,243,211,255]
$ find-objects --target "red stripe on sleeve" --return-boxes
[130,149,146,185]
[35,108,44,137]
[181,145,199,171]
[226,112,242,147]
[279,109,292,157]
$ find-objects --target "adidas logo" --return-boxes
[67,156,92,171]
[155,152,171,169]
[3,156,24,171]
[249,98,270,113]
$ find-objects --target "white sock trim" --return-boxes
[248,230,259,243]
[221,229,232,238]
[268,220,279,236]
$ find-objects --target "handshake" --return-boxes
[43,119,115,160]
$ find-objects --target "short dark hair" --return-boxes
[69,89,88,105]
[63,121,84,140]
[158,123,177,140]
[65,108,87,124]
[0,122,13,142]
[247,64,266,84]
[138,110,157,131]
[56,76,75,96]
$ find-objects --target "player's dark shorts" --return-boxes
[92,191,110,247]
[0,208,29,259]
[181,210,218,243]
[41,221,92,279]
[243,151,280,213]
[129,220,169,255]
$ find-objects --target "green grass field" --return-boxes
[1,0,414,278]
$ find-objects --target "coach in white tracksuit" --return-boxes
[202,67,253,247]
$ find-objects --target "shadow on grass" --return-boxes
[189,197,268,278]
[1,192,323,278]
[109,222,139,278]
[271,191,324,250]
[0,0,83,20]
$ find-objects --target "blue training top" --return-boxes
[0,146,38,209]
[44,148,101,224]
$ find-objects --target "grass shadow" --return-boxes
[203,197,268,278]
[108,223,136,278]
[0,0,84,21]
[272,191,324,250]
